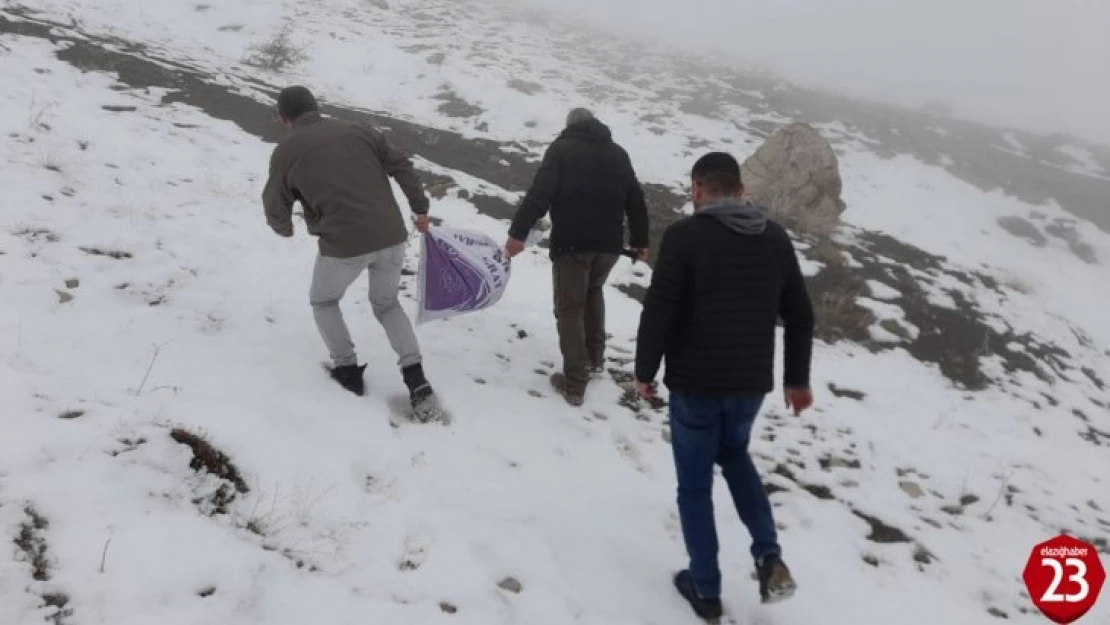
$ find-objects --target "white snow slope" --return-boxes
[2,2,1109,625]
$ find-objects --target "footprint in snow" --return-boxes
[612,430,648,473]
[399,534,432,572]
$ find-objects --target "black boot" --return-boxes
[402,364,443,423]
[673,570,722,620]
[329,364,367,396]
[755,553,796,604]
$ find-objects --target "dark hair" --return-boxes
[691,151,742,196]
[276,86,318,121]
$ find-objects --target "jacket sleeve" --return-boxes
[261,147,294,234]
[635,225,686,383]
[624,177,650,249]
[779,236,815,389]
[363,126,429,215]
[508,143,560,241]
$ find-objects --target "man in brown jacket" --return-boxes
[262,86,441,420]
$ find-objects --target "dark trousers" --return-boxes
[552,252,619,394]
[669,390,781,599]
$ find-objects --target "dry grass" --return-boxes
[243,24,307,72]
[815,286,876,343]
[11,225,60,243]
[808,238,846,267]
[80,246,132,259]
[170,427,250,503]
[14,506,50,581]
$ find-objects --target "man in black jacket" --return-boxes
[506,108,650,406]
[635,152,815,620]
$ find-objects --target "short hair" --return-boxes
[276,86,318,121]
[566,107,594,126]
[691,152,742,196]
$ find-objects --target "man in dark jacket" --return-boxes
[505,108,649,406]
[635,152,815,619]
[262,86,442,420]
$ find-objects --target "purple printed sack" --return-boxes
[417,226,511,324]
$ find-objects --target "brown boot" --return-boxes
[550,373,584,407]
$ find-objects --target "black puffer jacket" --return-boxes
[635,201,815,397]
[508,119,649,256]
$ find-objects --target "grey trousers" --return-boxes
[309,243,422,369]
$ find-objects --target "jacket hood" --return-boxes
[559,118,613,143]
[698,197,768,235]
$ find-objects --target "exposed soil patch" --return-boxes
[1045,218,1099,264]
[801,483,835,500]
[998,216,1048,246]
[852,510,911,543]
[435,89,483,118]
[828,383,866,400]
[507,78,544,95]
[819,455,862,470]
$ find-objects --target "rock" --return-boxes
[740,123,845,235]
[439,602,457,614]
[65,278,80,289]
[55,289,73,304]
[497,576,523,594]
[899,481,926,499]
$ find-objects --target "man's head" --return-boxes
[276,86,318,126]
[690,151,744,210]
[566,107,594,127]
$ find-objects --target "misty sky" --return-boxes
[509,0,1110,145]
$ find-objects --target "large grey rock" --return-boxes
[741,123,845,234]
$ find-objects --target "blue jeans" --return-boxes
[669,391,780,599]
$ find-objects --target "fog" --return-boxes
[508,0,1110,145]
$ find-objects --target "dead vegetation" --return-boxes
[13,507,73,624]
[80,246,132,259]
[243,24,307,72]
[12,225,60,243]
[852,510,911,543]
[170,427,249,515]
[814,286,876,343]
[14,506,51,581]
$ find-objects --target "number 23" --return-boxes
[1041,557,1090,603]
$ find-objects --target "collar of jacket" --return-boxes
[292,111,324,128]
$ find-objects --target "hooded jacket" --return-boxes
[635,197,815,396]
[508,118,649,256]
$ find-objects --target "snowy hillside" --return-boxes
[2,2,1109,625]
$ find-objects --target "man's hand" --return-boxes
[414,214,430,234]
[784,387,814,415]
[637,380,658,398]
[505,237,525,259]
[631,247,650,263]
[274,223,294,238]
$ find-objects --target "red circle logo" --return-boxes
[1023,535,1106,623]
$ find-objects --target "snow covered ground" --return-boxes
[2,2,1109,625]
